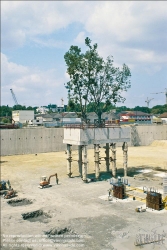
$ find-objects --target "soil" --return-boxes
[7,198,33,207]
[1,141,167,250]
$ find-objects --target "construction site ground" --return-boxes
[1,140,167,250]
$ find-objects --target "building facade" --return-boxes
[12,110,34,124]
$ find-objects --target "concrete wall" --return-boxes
[1,125,167,156]
[1,127,66,155]
[130,124,167,146]
[63,127,130,145]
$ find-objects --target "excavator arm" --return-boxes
[48,173,58,184]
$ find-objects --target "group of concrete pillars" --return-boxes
[66,142,128,181]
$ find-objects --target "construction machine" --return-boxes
[39,173,59,188]
[0,180,12,195]
[0,180,16,199]
[4,188,16,199]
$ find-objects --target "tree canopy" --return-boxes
[64,37,131,123]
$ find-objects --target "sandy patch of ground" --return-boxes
[1,143,167,187]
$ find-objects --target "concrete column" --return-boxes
[122,142,128,176]
[78,146,82,176]
[94,144,100,179]
[67,144,72,177]
[105,143,110,172]
[110,143,117,177]
[82,145,87,182]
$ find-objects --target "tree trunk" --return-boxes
[82,112,87,123]
[97,112,102,125]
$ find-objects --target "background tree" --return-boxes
[1,117,10,123]
[151,104,167,114]
[133,106,151,113]
[0,105,12,117]
[64,37,131,123]
[67,99,81,112]
[13,104,26,110]
[116,106,130,113]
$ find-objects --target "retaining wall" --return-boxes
[1,125,167,156]
[131,125,167,146]
[1,127,65,155]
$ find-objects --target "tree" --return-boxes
[0,105,12,117]
[116,106,130,113]
[26,106,34,110]
[1,117,10,123]
[151,104,167,114]
[64,37,131,123]
[67,99,81,112]
[133,106,151,113]
[13,105,26,110]
[87,102,115,113]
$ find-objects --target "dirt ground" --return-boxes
[1,141,167,250]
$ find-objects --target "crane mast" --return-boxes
[10,89,18,105]
[145,97,154,108]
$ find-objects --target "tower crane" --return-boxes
[61,97,64,107]
[151,88,167,105]
[10,89,19,105]
[145,97,154,108]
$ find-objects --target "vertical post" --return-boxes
[94,144,100,179]
[78,145,82,176]
[122,142,128,177]
[67,144,72,177]
[110,143,117,177]
[105,143,110,172]
[82,145,87,182]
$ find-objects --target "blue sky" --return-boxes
[1,1,167,108]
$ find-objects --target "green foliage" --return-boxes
[133,106,151,113]
[64,37,131,122]
[116,106,131,113]
[13,105,27,110]
[87,102,115,113]
[115,104,167,114]
[151,104,167,114]
[26,106,34,110]
[67,99,81,112]
[1,117,10,123]
[0,105,12,117]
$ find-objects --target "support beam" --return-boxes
[94,144,100,179]
[110,143,117,177]
[82,145,88,182]
[67,144,72,177]
[78,146,82,176]
[122,142,128,176]
[105,143,110,172]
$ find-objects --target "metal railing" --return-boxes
[64,120,120,129]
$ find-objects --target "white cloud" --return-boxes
[82,1,167,69]
[30,37,67,48]
[1,53,28,76]
[1,1,93,48]
[74,32,86,44]
[2,1,167,66]
[1,53,66,106]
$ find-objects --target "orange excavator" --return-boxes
[39,173,59,188]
